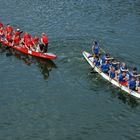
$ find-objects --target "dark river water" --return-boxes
[0,0,140,140]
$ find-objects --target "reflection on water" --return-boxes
[0,44,57,80]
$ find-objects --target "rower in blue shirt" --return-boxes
[111,60,119,71]
[101,60,110,74]
[118,71,128,86]
[128,76,136,90]
[109,66,116,79]
[137,79,140,93]
[101,53,111,64]
[93,55,100,67]
[128,67,137,80]
[92,41,100,57]
[120,62,128,73]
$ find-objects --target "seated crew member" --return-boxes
[0,21,3,28]
[136,79,140,93]
[128,76,136,91]
[118,71,128,86]
[13,28,23,37]
[5,31,13,43]
[21,32,31,47]
[116,62,128,76]
[5,24,13,34]
[40,32,48,53]
[128,67,138,80]
[101,60,110,74]
[93,55,100,67]
[24,38,33,50]
[111,60,119,71]
[22,32,31,43]
[109,66,116,79]
[101,53,111,64]
[120,62,128,73]
[92,41,100,57]
[12,34,21,46]
[0,21,4,37]
[0,26,4,39]
[31,35,39,51]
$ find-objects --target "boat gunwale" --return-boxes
[83,51,140,99]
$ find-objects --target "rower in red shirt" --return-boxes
[5,32,13,43]
[13,29,23,36]
[40,32,48,53]
[0,21,3,28]
[24,38,34,50]
[22,32,31,43]
[31,35,39,51]
[5,24,13,34]
[32,35,39,46]
[0,26,4,39]
[12,35,21,46]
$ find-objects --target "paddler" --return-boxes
[0,21,3,28]
[24,38,33,50]
[92,41,100,57]
[21,32,31,47]
[101,60,110,74]
[40,32,48,53]
[136,78,140,93]
[128,67,137,80]
[128,76,136,91]
[31,35,39,51]
[101,53,111,64]
[118,71,128,86]
[109,66,116,79]
[5,24,13,34]
[0,22,4,38]
[5,31,13,43]
[93,55,100,67]
[13,28,23,36]
[12,33,21,46]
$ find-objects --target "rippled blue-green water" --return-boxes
[0,0,140,140]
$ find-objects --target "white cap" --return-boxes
[17,28,20,31]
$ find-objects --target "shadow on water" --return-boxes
[0,44,57,80]
[88,68,139,108]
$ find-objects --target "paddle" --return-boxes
[136,74,140,77]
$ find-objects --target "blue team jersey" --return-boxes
[110,71,115,79]
[120,66,127,73]
[118,74,126,82]
[112,63,119,70]
[93,45,99,55]
[128,71,137,80]
[129,80,136,90]
[94,58,100,66]
[101,63,110,73]
[102,55,107,64]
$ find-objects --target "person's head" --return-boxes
[34,35,38,38]
[94,41,98,45]
[132,67,137,72]
[95,55,99,59]
[106,53,110,58]
[110,66,114,71]
[122,71,126,76]
[105,60,108,64]
[121,62,126,67]
[7,24,10,27]
[42,32,45,36]
[132,76,136,81]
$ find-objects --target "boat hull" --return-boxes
[0,39,57,60]
[83,51,140,99]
